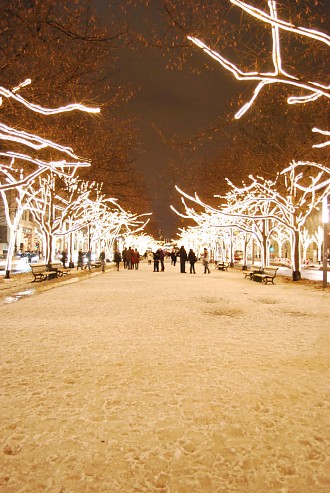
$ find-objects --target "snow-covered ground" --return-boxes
[0,261,329,492]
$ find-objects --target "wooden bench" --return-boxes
[244,265,263,280]
[49,261,70,277]
[253,267,279,284]
[216,261,230,271]
[30,264,57,282]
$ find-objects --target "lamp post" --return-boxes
[322,197,328,289]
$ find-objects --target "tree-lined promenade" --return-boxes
[1,260,329,492]
[2,1,328,284]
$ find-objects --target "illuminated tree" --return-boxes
[81,199,151,259]
[270,226,291,260]
[0,1,151,210]
[0,80,99,277]
[312,226,324,264]
[0,80,98,192]
[173,157,330,279]
[187,1,329,138]
[184,1,329,279]
[300,227,312,267]
[123,233,158,255]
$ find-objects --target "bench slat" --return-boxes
[31,264,57,282]
[253,268,279,284]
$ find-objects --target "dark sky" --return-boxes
[97,1,329,240]
[116,48,238,238]
[105,4,241,240]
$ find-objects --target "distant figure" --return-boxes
[188,248,197,274]
[147,251,153,265]
[77,250,84,270]
[122,247,128,269]
[85,249,92,270]
[99,249,106,272]
[126,247,133,270]
[203,248,211,274]
[159,249,165,271]
[178,245,187,273]
[153,250,160,272]
[114,249,121,271]
[61,250,67,268]
[134,249,140,270]
[170,249,177,266]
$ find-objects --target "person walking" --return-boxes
[153,250,160,272]
[126,247,133,270]
[77,250,84,270]
[147,251,153,265]
[61,250,67,268]
[131,249,136,270]
[159,249,165,272]
[85,249,92,270]
[114,249,121,271]
[122,248,127,269]
[179,245,187,273]
[99,249,106,272]
[203,248,211,274]
[134,249,140,269]
[188,248,197,274]
[170,249,177,266]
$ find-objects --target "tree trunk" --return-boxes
[292,230,301,281]
[4,226,17,279]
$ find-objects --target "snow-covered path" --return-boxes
[1,261,329,492]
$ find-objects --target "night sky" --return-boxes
[117,48,239,239]
[105,3,241,240]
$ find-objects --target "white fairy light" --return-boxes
[0,81,100,115]
[312,128,330,149]
[182,1,329,280]
[0,79,99,198]
[187,1,329,121]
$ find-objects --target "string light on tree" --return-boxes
[187,0,329,145]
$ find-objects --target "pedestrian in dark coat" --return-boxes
[114,250,121,271]
[188,248,197,274]
[179,246,187,273]
[99,249,106,272]
[134,249,140,269]
[122,248,127,268]
[126,247,133,270]
[61,250,67,268]
[159,249,165,271]
[84,249,92,270]
[77,250,84,270]
[170,249,177,266]
[153,250,160,272]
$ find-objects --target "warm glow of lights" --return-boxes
[231,0,330,46]
[187,1,329,121]
[0,80,97,196]
[281,161,330,193]
[0,123,84,158]
[183,1,329,278]
[0,82,100,115]
[312,128,330,148]
[172,159,330,273]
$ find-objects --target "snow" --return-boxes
[0,261,329,492]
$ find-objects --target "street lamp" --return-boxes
[322,197,328,288]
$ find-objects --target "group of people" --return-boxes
[72,245,211,274]
[148,246,211,274]
[176,246,211,274]
[121,247,140,270]
[152,248,165,272]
